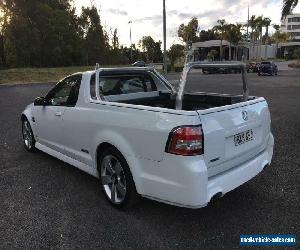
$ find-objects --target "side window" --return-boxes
[90,73,157,99]
[67,75,82,106]
[46,75,82,106]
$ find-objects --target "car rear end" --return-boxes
[259,62,275,75]
[141,62,274,208]
[151,98,274,208]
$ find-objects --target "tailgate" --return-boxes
[198,99,271,177]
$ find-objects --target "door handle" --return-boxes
[55,111,62,117]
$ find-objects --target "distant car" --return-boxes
[247,62,259,73]
[132,61,146,67]
[257,61,278,76]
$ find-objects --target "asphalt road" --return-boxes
[0,70,299,249]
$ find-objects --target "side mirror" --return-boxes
[34,97,46,106]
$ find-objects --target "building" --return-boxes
[188,40,249,61]
[281,13,300,42]
[187,15,300,62]
[279,13,300,59]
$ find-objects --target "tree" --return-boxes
[0,9,6,67]
[199,29,219,42]
[168,44,184,66]
[79,6,109,65]
[138,36,162,62]
[207,49,218,61]
[262,17,272,58]
[112,28,119,50]
[293,48,300,62]
[213,19,226,60]
[224,23,242,60]
[119,44,143,64]
[1,0,82,67]
[248,15,257,43]
[255,16,264,59]
[282,0,298,19]
[273,24,280,32]
[248,15,259,59]
[178,17,199,48]
[263,17,272,40]
[272,29,291,58]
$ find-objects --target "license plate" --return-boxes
[234,129,254,146]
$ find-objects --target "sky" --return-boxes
[74,0,300,48]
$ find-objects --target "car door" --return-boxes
[33,76,80,154]
[62,71,159,167]
[58,75,88,164]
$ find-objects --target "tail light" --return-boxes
[166,125,203,156]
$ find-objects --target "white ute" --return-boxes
[21,62,274,209]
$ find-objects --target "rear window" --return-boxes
[261,62,271,65]
[90,73,157,99]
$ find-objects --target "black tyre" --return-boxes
[98,147,140,209]
[22,118,36,152]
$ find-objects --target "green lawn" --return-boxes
[0,65,128,84]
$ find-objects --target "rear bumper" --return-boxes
[140,133,274,208]
[261,68,273,73]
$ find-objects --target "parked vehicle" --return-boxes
[132,61,146,67]
[247,62,260,73]
[22,62,274,209]
[257,61,278,76]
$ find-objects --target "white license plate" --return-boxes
[234,129,254,146]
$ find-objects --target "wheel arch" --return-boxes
[21,111,35,133]
[94,138,142,194]
[95,142,117,171]
[21,114,27,121]
[21,114,30,128]
[21,105,34,127]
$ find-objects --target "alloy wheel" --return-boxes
[22,120,33,149]
[100,155,127,204]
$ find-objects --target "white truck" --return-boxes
[21,62,274,209]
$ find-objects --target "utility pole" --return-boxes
[245,5,250,61]
[128,21,133,63]
[246,5,249,40]
[163,0,167,74]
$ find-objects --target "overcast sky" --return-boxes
[74,0,300,48]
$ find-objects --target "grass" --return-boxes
[0,65,128,84]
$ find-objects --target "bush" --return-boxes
[293,48,300,60]
[207,49,218,61]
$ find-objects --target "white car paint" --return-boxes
[22,67,274,208]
